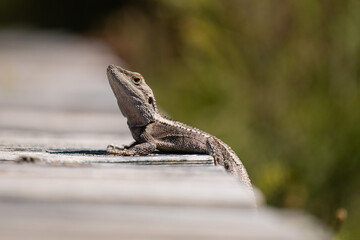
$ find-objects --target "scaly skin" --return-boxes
[106,64,252,190]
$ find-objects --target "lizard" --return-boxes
[106,64,252,190]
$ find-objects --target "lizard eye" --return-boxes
[133,77,141,85]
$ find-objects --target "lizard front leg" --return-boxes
[107,141,156,156]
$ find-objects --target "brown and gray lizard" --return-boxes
[106,64,252,190]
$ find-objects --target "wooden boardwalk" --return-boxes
[0,116,329,239]
[0,30,331,240]
[0,109,255,208]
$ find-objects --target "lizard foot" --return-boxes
[106,144,127,155]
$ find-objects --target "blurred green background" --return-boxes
[1,0,359,239]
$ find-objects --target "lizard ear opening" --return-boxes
[224,161,230,170]
[148,97,154,105]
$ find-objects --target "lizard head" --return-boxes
[107,64,157,128]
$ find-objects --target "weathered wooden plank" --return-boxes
[0,31,121,112]
[0,120,214,166]
[0,201,331,240]
[0,163,253,207]
[0,130,131,152]
[0,108,127,134]
[1,151,214,165]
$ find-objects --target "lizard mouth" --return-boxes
[107,65,138,100]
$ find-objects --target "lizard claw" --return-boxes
[107,144,125,150]
[106,144,126,155]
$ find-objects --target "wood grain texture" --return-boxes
[0,201,331,240]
